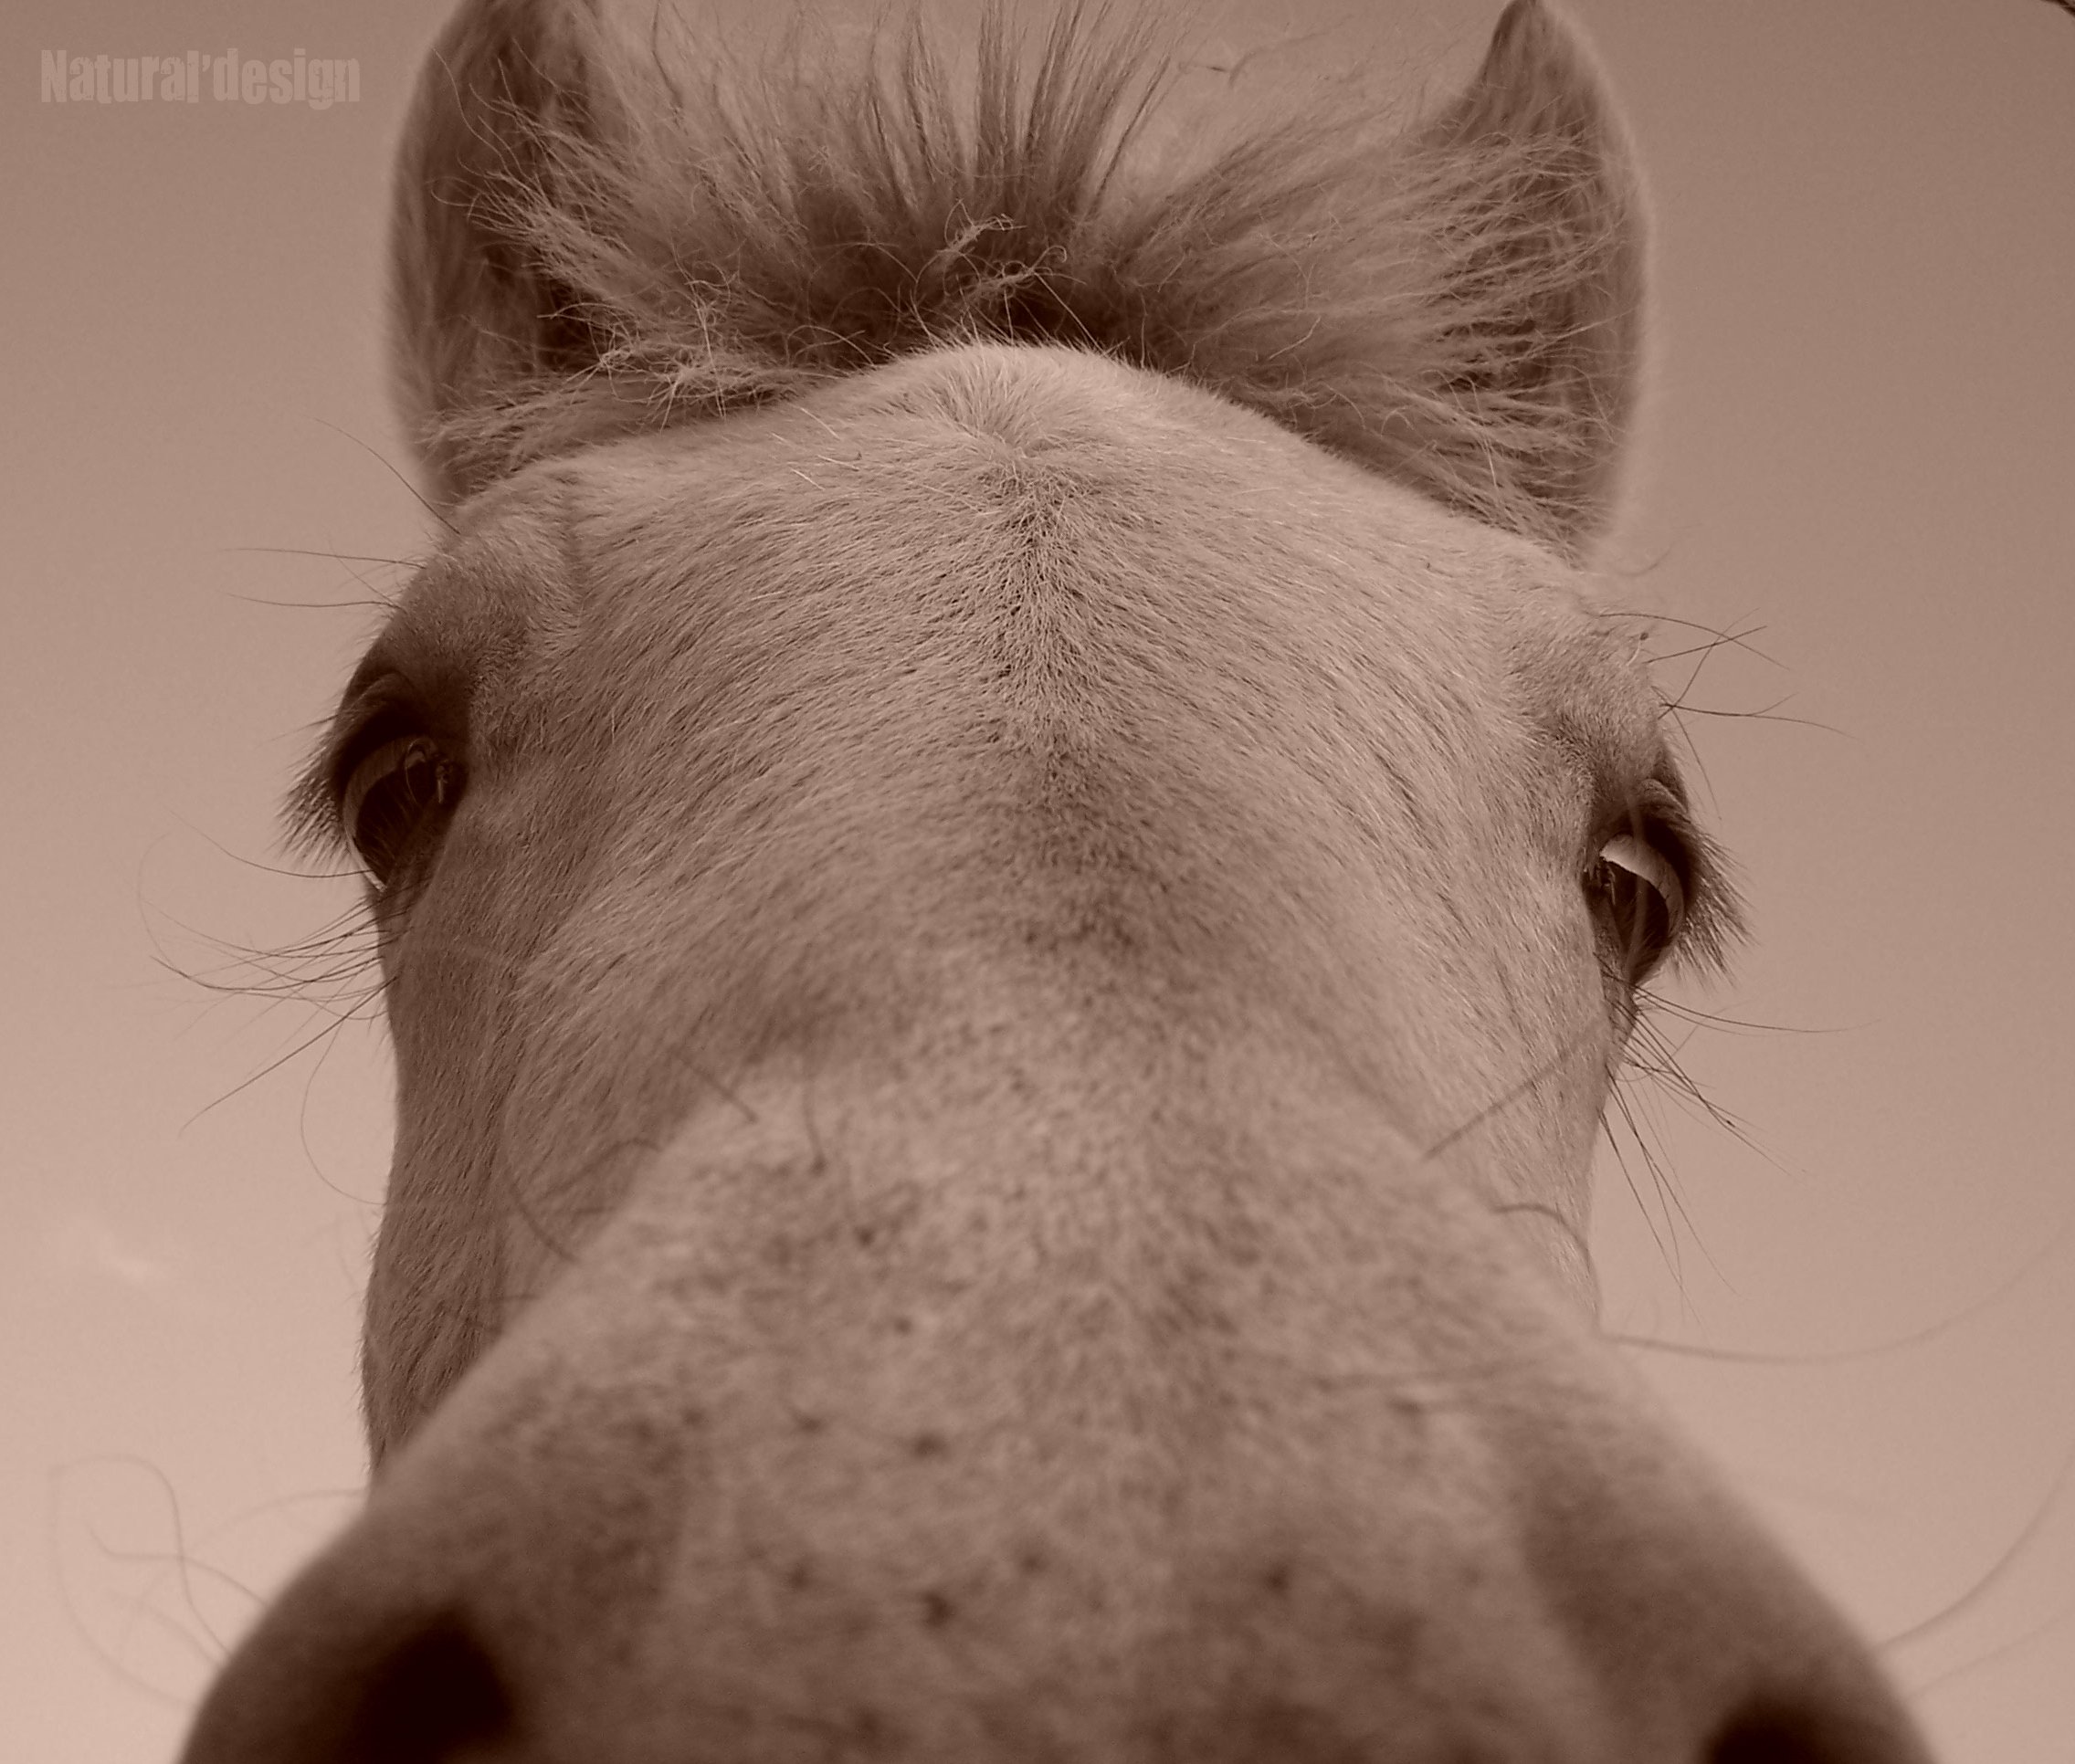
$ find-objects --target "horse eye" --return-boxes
[341,734,461,884]
[1591,832,1686,981]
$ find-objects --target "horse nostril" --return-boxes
[340,1613,514,1764]
[1711,1708,1817,1764]
[1708,1700,1898,1764]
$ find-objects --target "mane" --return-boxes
[410,2,1635,550]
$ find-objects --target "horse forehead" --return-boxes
[419,354,1621,1154]
[394,351,1652,1009]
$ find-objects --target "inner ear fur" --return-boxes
[1399,0,1648,556]
[389,0,624,509]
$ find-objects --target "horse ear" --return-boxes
[1409,0,1647,556]
[389,0,619,509]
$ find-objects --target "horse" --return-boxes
[178,2,1935,1758]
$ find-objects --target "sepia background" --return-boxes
[5,1,2071,1759]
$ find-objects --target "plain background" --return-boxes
[6,2,2071,1759]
